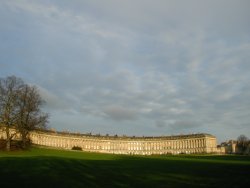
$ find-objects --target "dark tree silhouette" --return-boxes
[0,76,48,150]
[0,76,24,150]
[16,84,48,148]
[237,135,249,154]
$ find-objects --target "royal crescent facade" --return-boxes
[0,128,217,155]
[0,128,218,155]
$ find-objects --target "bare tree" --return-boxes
[0,76,48,150]
[0,76,24,151]
[16,85,49,148]
[237,135,249,154]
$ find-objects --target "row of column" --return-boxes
[30,133,208,154]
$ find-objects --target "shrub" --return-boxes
[0,139,31,151]
[72,146,82,151]
[0,139,6,150]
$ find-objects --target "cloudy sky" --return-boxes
[1,0,250,143]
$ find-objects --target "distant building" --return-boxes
[218,140,250,155]
[219,140,237,154]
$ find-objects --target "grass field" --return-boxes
[0,147,250,188]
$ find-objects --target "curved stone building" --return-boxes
[0,128,218,155]
[29,130,218,155]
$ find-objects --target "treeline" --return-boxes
[0,76,48,150]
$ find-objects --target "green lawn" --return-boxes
[0,147,250,188]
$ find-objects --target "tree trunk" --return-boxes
[22,134,26,149]
[21,131,29,149]
[6,127,11,151]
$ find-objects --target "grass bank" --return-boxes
[0,147,249,188]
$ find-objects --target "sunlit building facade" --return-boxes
[28,130,218,155]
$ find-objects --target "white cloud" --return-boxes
[102,105,137,121]
[0,0,250,142]
[36,85,68,111]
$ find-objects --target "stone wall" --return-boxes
[0,128,218,155]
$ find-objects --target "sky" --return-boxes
[0,0,250,143]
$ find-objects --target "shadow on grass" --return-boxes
[0,155,250,188]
